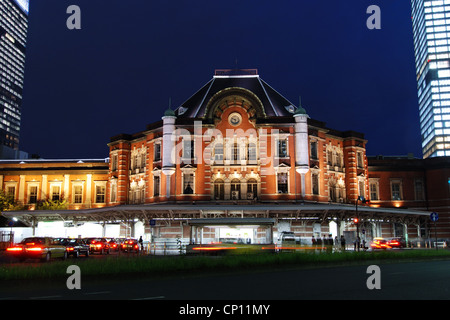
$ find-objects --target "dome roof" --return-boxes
[164,108,176,117]
[174,69,300,119]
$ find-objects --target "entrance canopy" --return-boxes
[1,202,430,227]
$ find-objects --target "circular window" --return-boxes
[228,113,242,126]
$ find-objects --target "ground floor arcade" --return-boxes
[1,203,432,251]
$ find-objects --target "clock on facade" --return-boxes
[228,112,242,126]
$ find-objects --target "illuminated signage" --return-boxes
[13,0,29,15]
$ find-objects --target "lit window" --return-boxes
[29,186,38,204]
[183,173,194,194]
[277,172,288,194]
[51,185,61,201]
[153,176,160,197]
[391,180,402,201]
[73,185,83,204]
[95,185,105,203]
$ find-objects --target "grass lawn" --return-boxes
[1,249,450,281]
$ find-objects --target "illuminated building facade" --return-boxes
[108,69,370,206]
[0,158,109,210]
[0,0,29,157]
[0,70,434,245]
[411,0,450,158]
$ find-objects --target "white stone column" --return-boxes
[294,106,310,197]
[162,111,177,198]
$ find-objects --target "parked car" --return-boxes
[6,237,67,262]
[85,238,111,254]
[107,238,120,252]
[60,238,90,257]
[120,239,140,253]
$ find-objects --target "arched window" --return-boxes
[214,179,224,200]
[231,179,241,199]
[247,178,257,199]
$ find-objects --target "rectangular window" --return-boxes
[391,181,402,201]
[51,185,60,201]
[327,150,333,165]
[95,185,106,203]
[310,141,318,160]
[29,186,38,204]
[111,154,118,171]
[277,172,288,194]
[154,176,160,196]
[358,180,365,199]
[312,173,319,195]
[277,139,288,157]
[415,179,425,201]
[154,143,161,161]
[140,153,146,169]
[232,143,240,162]
[183,173,194,194]
[6,186,15,200]
[357,152,364,168]
[183,139,194,160]
[73,185,83,204]
[214,143,224,162]
[111,184,117,203]
[248,143,257,162]
[369,181,379,201]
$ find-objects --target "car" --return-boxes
[387,237,406,248]
[6,237,67,262]
[85,238,111,254]
[120,239,140,253]
[370,237,391,250]
[107,238,120,252]
[60,238,90,258]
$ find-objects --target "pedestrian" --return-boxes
[327,234,333,253]
[138,236,143,251]
[340,235,346,251]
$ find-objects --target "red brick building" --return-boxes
[1,70,433,246]
[368,155,450,241]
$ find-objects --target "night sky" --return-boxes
[19,0,421,160]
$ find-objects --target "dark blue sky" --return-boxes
[19,0,421,159]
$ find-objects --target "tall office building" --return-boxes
[0,0,29,158]
[411,0,450,158]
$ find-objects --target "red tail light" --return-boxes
[67,247,74,251]
[27,247,43,252]
[6,247,23,252]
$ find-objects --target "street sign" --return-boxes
[150,219,156,226]
[430,212,439,222]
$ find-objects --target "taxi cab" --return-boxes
[6,237,67,262]
[370,237,391,250]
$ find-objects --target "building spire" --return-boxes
[164,96,176,117]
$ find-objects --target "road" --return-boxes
[1,259,450,301]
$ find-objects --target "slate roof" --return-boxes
[173,69,301,119]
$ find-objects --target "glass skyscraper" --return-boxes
[0,0,28,157]
[411,0,450,158]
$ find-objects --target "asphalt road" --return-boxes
[1,259,450,301]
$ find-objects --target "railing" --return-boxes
[147,239,187,255]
